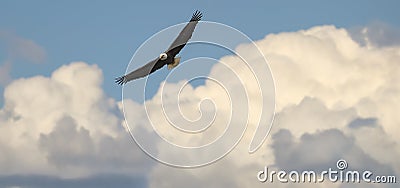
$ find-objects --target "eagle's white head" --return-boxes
[159,53,168,60]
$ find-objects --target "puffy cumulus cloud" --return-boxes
[258,25,398,111]
[273,97,356,137]
[272,98,399,177]
[39,116,96,167]
[148,96,398,188]
[257,27,400,178]
[258,25,400,138]
[349,122,400,176]
[146,25,400,188]
[271,128,394,175]
[269,97,399,188]
[0,62,152,181]
[0,30,46,63]
[3,62,115,138]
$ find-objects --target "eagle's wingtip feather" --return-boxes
[115,76,126,85]
[190,10,202,22]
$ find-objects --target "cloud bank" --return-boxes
[0,24,399,187]
[147,24,400,187]
[0,62,151,187]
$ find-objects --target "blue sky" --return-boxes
[1,1,400,187]
[1,0,399,102]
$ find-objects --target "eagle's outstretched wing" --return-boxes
[166,10,202,57]
[115,58,165,85]
[115,10,202,85]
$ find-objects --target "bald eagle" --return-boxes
[115,10,202,85]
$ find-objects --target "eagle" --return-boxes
[115,10,203,85]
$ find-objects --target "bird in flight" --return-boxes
[115,10,203,85]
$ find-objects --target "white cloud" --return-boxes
[146,25,400,187]
[0,62,152,178]
[254,25,400,139]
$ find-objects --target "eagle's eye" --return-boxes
[159,53,168,60]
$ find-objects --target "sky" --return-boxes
[1,0,400,187]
